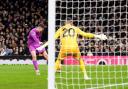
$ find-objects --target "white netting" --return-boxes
[55,0,128,89]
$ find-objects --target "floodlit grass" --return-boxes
[0,65,48,89]
[56,65,128,89]
[0,65,128,89]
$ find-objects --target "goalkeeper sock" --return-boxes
[55,60,61,70]
[32,60,39,71]
[79,59,88,77]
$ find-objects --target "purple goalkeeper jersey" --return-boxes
[27,28,41,47]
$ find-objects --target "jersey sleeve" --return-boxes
[55,27,63,39]
[30,30,40,43]
[77,28,95,38]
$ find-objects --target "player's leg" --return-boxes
[79,58,90,79]
[42,51,48,60]
[37,47,48,63]
[55,60,61,72]
[30,51,40,75]
[74,50,90,79]
[55,53,62,71]
[42,50,48,64]
[55,51,64,72]
[29,45,40,75]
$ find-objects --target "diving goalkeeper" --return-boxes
[55,19,107,80]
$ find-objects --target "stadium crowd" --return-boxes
[0,0,48,56]
[56,0,128,56]
[80,0,127,56]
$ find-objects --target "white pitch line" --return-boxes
[87,83,128,89]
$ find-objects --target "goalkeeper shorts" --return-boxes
[28,45,46,54]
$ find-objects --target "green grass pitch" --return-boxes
[0,65,48,89]
[0,65,128,89]
[56,65,128,89]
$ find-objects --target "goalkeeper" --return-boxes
[55,19,107,80]
[27,23,48,75]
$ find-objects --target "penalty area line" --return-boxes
[87,82,128,89]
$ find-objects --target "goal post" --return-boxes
[48,0,55,89]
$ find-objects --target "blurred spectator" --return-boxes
[0,0,48,55]
[0,45,13,56]
[87,50,93,56]
[55,0,128,56]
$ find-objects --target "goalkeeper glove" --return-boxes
[95,34,107,40]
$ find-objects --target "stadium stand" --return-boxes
[0,0,48,56]
[56,0,128,56]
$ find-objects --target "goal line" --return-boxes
[87,82,128,89]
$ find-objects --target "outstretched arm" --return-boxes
[77,28,107,40]
[77,28,95,38]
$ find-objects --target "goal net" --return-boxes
[54,0,128,89]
